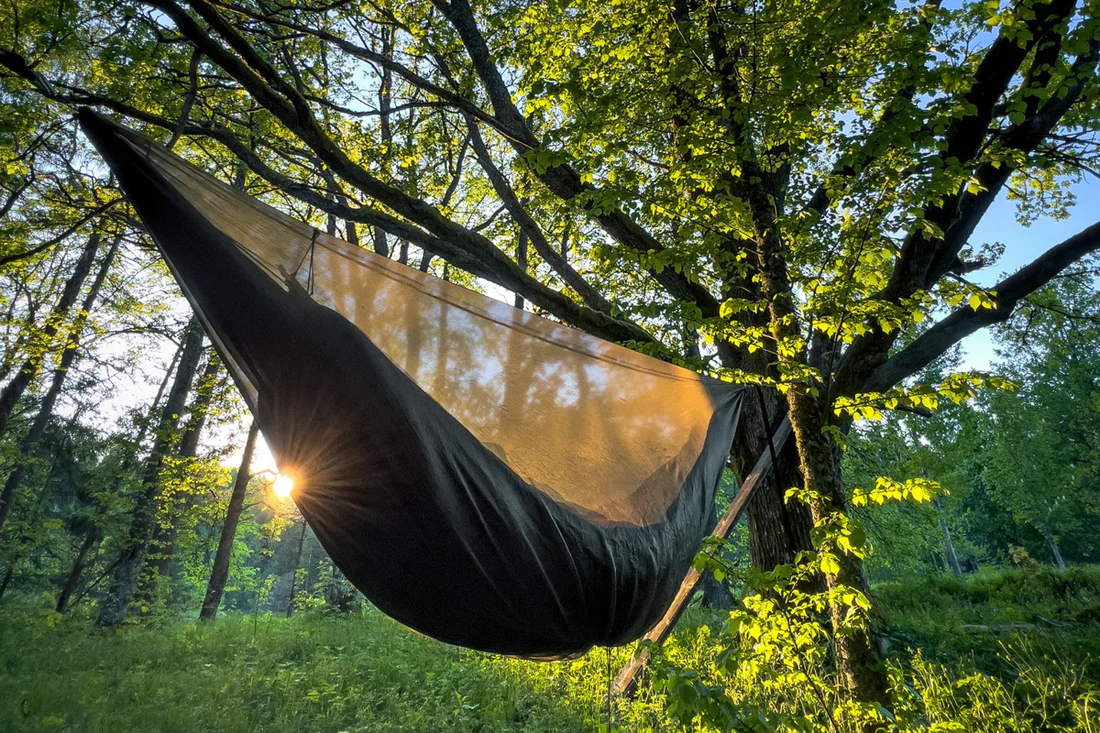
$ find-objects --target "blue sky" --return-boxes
[958,176,1099,370]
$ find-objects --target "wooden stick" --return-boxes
[612,417,792,695]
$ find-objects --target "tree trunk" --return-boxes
[371,26,393,259]
[748,436,815,571]
[286,520,307,617]
[729,380,814,571]
[699,571,734,609]
[699,489,735,609]
[787,387,887,707]
[144,354,221,586]
[0,236,119,538]
[1043,518,1067,571]
[56,525,100,613]
[936,500,963,575]
[55,330,181,612]
[0,233,101,531]
[98,318,205,626]
[200,420,259,621]
[0,564,13,599]
[0,233,101,438]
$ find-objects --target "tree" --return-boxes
[843,389,985,581]
[199,419,258,621]
[0,232,101,449]
[0,235,119,538]
[3,0,1099,704]
[982,273,1100,568]
[140,352,223,595]
[98,317,205,626]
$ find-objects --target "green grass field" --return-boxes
[0,605,653,732]
[3,567,1100,732]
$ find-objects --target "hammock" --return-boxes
[79,109,743,657]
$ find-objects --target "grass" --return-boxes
[2,568,1099,732]
[875,565,1100,683]
[0,603,676,733]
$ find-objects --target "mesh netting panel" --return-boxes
[123,137,719,527]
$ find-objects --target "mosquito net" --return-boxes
[79,108,744,656]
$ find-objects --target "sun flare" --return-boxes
[272,474,295,500]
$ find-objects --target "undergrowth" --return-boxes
[1,567,1098,732]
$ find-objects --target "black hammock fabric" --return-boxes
[79,109,744,658]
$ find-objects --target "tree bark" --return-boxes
[97,318,205,626]
[56,525,100,613]
[717,332,815,582]
[748,437,814,571]
[786,388,887,705]
[200,420,259,621]
[0,236,119,538]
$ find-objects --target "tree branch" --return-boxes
[432,0,721,316]
[0,200,121,268]
[465,116,614,313]
[831,0,1084,396]
[134,0,655,342]
[867,220,1100,392]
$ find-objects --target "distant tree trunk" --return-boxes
[56,329,180,613]
[144,354,221,586]
[0,236,119,539]
[0,233,101,531]
[200,420,259,621]
[0,233,100,437]
[1043,518,1067,571]
[286,520,308,618]
[57,525,101,613]
[0,328,31,385]
[98,319,205,626]
[699,572,734,609]
[699,496,734,609]
[937,493,963,572]
[936,500,963,576]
